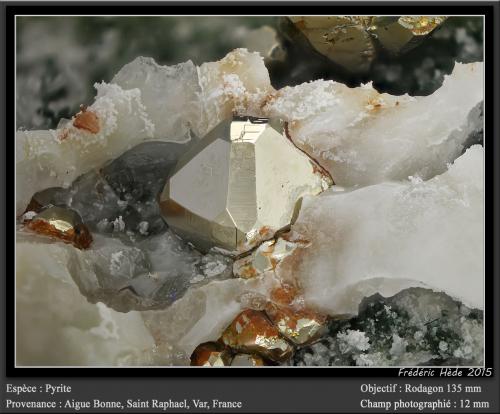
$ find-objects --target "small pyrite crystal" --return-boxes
[26,206,93,249]
[160,116,332,254]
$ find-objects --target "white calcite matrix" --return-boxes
[276,145,484,316]
[15,48,484,366]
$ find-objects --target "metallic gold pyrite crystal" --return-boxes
[287,16,447,73]
[26,206,93,249]
[159,116,332,254]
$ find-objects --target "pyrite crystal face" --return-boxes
[26,206,93,249]
[287,16,447,73]
[190,342,232,367]
[160,116,331,254]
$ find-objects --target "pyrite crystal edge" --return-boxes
[287,16,447,73]
[160,116,332,255]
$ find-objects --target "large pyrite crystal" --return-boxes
[160,116,332,254]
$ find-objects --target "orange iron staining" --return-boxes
[26,206,93,249]
[221,309,293,362]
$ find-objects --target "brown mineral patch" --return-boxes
[269,257,279,270]
[366,97,384,112]
[270,283,300,306]
[190,342,232,366]
[26,218,93,250]
[160,199,185,217]
[280,232,310,245]
[73,223,93,249]
[238,265,258,279]
[73,107,100,134]
[293,19,307,30]
[258,226,272,236]
[265,302,328,345]
[221,309,293,362]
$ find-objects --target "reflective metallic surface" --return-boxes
[233,238,301,279]
[26,206,93,249]
[288,16,447,72]
[160,116,331,254]
[265,303,327,345]
[190,342,232,367]
[289,16,375,73]
[221,309,293,362]
[372,16,447,54]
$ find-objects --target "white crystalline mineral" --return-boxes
[262,62,483,187]
[276,145,484,316]
[112,57,201,142]
[196,48,273,135]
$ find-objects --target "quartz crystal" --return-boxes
[160,116,332,254]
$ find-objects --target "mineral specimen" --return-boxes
[286,16,447,73]
[190,342,232,366]
[290,288,483,366]
[15,49,271,217]
[274,145,484,316]
[262,62,483,187]
[265,303,327,345]
[221,309,293,362]
[15,32,484,367]
[16,50,482,216]
[16,234,157,366]
[26,206,92,249]
[142,276,275,363]
[160,116,332,254]
[233,236,308,279]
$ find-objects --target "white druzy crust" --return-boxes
[266,62,483,187]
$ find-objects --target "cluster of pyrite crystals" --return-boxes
[191,283,328,367]
[282,16,448,73]
[20,114,333,366]
[265,16,448,89]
